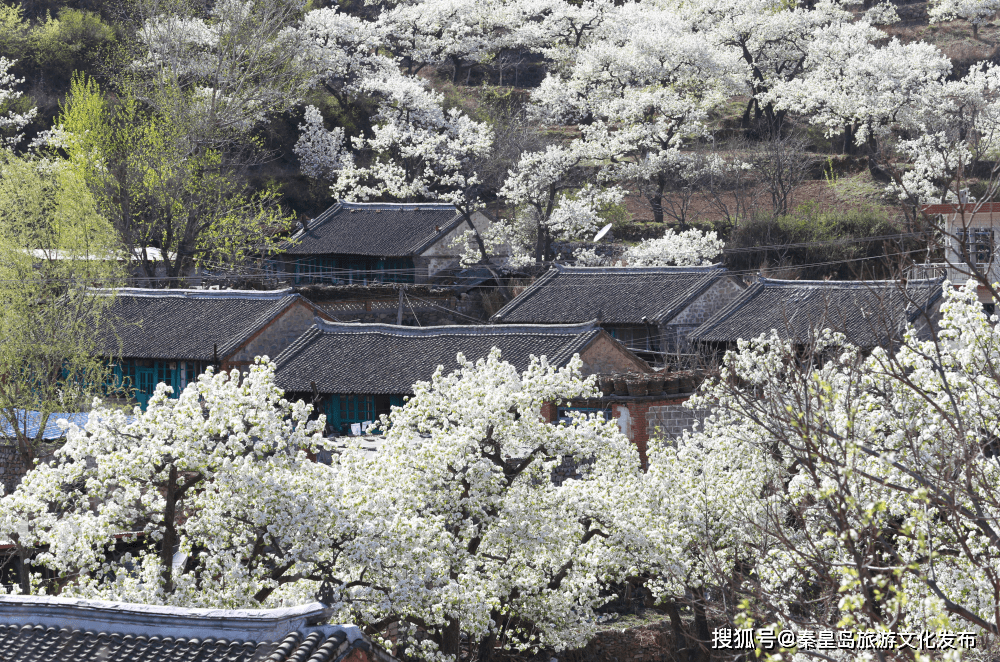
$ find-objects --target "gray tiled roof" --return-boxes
[273,321,602,395]
[280,202,464,257]
[0,597,393,662]
[688,277,945,347]
[491,265,730,325]
[92,288,311,361]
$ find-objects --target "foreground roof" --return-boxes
[492,265,731,325]
[274,321,602,394]
[92,288,310,361]
[688,277,945,347]
[0,596,394,662]
[280,202,463,257]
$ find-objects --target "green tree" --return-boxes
[0,151,126,468]
[55,75,293,285]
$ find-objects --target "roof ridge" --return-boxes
[0,595,333,642]
[339,201,456,210]
[554,264,726,273]
[490,268,559,321]
[88,288,294,299]
[312,320,600,337]
[758,277,945,287]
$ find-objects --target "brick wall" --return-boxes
[579,334,651,375]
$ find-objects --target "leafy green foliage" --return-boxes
[0,151,126,465]
[55,75,294,285]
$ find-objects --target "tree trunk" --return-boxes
[476,631,495,662]
[462,212,489,263]
[651,197,664,226]
[534,226,549,264]
[160,465,178,593]
[690,587,711,662]
[441,617,461,659]
[14,430,35,469]
[14,540,30,595]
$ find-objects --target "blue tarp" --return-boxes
[0,410,91,440]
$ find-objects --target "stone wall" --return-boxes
[670,277,745,326]
[0,442,28,495]
[416,210,499,282]
[231,301,323,365]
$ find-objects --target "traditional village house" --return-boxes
[272,320,650,436]
[687,277,946,356]
[273,201,497,285]
[0,595,395,662]
[91,288,330,409]
[910,202,1000,308]
[489,265,743,365]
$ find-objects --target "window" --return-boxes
[557,406,611,425]
[957,228,995,264]
[327,394,405,435]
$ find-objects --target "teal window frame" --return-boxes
[325,394,407,435]
[110,359,209,410]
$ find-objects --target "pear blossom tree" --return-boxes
[640,282,1000,652]
[768,20,1000,238]
[0,58,35,148]
[0,350,650,661]
[621,228,724,267]
[325,70,495,259]
[497,142,624,265]
[0,359,343,604]
[532,4,733,226]
[334,349,647,661]
[677,0,854,133]
[929,0,1000,38]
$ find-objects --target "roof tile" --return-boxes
[492,265,731,324]
[688,277,944,347]
[273,321,602,395]
[91,288,311,361]
[281,202,463,257]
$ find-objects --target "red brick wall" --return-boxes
[540,402,558,423]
